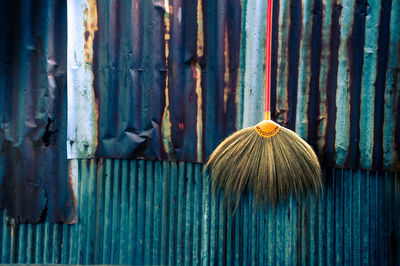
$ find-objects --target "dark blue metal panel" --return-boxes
[86,0,241,162]
[0,159,398,264]
[0,0,76,223]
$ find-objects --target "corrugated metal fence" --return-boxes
[1,0,400,264]
[1,159,399,265]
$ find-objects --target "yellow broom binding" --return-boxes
[254,112,280,138]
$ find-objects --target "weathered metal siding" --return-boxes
[0,0,76,223]
[67,0,400,172]
[68,0,241,162]
[242,0,400,172]
[0,159,399,265]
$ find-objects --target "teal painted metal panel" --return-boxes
[0,159,399,264]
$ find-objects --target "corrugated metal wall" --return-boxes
[241,0,400,171]
[68,0,400,171]
[0,159,399,265]
[1,0,400,264]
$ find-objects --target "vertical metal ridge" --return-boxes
[345,0,368,169]
[270,0,280,120]
[275,0,290,126]
[176,161,185,265]
[286,0,302,130]
[370,0,391,169]
[241,0,268,127]
[323,0,341,167]
[382,0,399,170]
[152,161,163,265]
[307,0,323,149]
[295,0,314,139]
[359,0,382,170]
[334,0,355,167]
[136,159,146,264]
[317,0,332,157]
[111,159,122,263]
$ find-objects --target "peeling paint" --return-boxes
[67,0,98,158]
[195,0,204,162]
[334,0,353,166]
[62,0,400,170]
[196,0,204,57]
[359,0,379,169]
[68,160,79,209]
[83,0,98,67]
[161,0,174,156]
[223,24,230,114]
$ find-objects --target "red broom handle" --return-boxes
[264,0,273,120]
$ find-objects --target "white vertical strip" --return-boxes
[242,0,268,127]
[67,0,97,159]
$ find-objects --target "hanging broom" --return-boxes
[204,0,322,208]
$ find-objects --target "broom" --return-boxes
[204,0,322,208]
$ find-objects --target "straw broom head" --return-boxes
[204,119,322,208]
[205,0,321,209]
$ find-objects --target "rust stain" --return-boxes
[161,0,174,156]
[93,97,99,154]
[83,0,98,68]
[317,2,329,156]
[83,0,99,154]
[223,23,230,114]
[68,160,78,223]
[235,1,243,127]
[196,0,204,57]
[195,0,204,162]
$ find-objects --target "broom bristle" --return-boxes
[204,124,322,209]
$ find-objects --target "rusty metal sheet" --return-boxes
[264,0,400,171]
[66,0,241,162]
[0,0,77,223]
[67,0,400,171]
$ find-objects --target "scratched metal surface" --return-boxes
[0,0,77,223]
[0,159,398,265]
[68,0,241,162]
[67,0,400,172]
